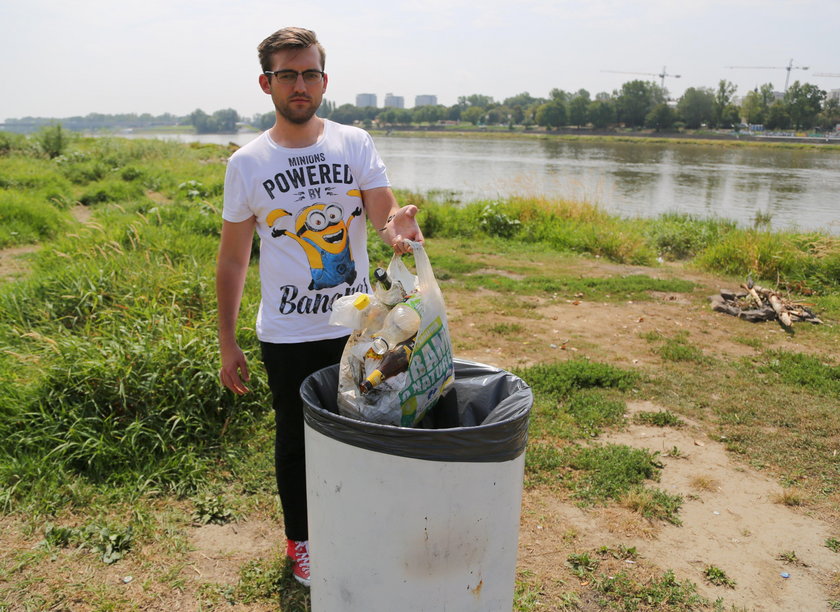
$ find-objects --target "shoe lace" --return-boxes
[294,541,310,572]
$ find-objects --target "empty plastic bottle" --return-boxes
[330,293,375,330]
[371,301,421,355]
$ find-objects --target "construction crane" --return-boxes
[726,59,808,91]
[601,66,681,89]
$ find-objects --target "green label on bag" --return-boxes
[399,316,453,424]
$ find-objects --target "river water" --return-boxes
[121,131,840,234]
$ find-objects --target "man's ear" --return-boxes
[322,73,328,93]
[259,73,271,94]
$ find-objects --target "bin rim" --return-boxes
[301,358,533,463]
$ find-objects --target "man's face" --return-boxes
[261,46,328,125]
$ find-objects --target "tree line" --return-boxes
[315,80,838,132]
[4,79,838,135]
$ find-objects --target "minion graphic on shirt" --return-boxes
[266,196,362,290]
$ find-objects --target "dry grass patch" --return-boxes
[774,488,807,507]
[689,475,721,493]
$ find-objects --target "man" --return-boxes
[216,27,423,587]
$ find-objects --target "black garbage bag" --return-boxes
[301,358,532,463]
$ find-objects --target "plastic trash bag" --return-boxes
[330,240,454,427]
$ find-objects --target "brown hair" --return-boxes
[258,27,326,73]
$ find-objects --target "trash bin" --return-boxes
[300,358,533,612]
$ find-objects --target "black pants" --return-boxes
[260,335,348,541]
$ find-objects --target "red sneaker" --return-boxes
[286,539,311,587]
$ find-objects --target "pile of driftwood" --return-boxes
[710,283,822,327]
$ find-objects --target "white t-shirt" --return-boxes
[222,120,391,343]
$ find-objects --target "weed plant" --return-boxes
[595,569,708,609]
[39,522,133,564]
[234,554,310,609]
[191,493,236,525]
[564,389,626,437]
[513,570,546,611]
[634,410,685,427]
[651,332,708,364]
[567,552,600,577]
[514,359,638,400]
[704,565,736,588]
[568,444,663,503]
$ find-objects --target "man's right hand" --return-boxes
[220,342,250,395]
[216,218,256,396]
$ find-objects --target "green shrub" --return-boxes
[7,318,253,482]
[645,213,736,260]
[478,201,521,238]
[0,155,72,192]
[35,124,70,158]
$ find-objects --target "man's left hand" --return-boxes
[386,205,424,255]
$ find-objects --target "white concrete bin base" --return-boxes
[301,359,532,612]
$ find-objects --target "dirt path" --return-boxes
[519,400,839,610]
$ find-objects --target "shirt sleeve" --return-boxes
[356,131,391,191]
[222,158,254,223]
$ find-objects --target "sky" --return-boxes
[2,0,839,122]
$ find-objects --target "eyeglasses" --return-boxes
[264,69,325,85]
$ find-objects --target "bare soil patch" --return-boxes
[187,520,277,584]
[519,401,839,610]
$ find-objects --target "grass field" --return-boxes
[0,132,838,610]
